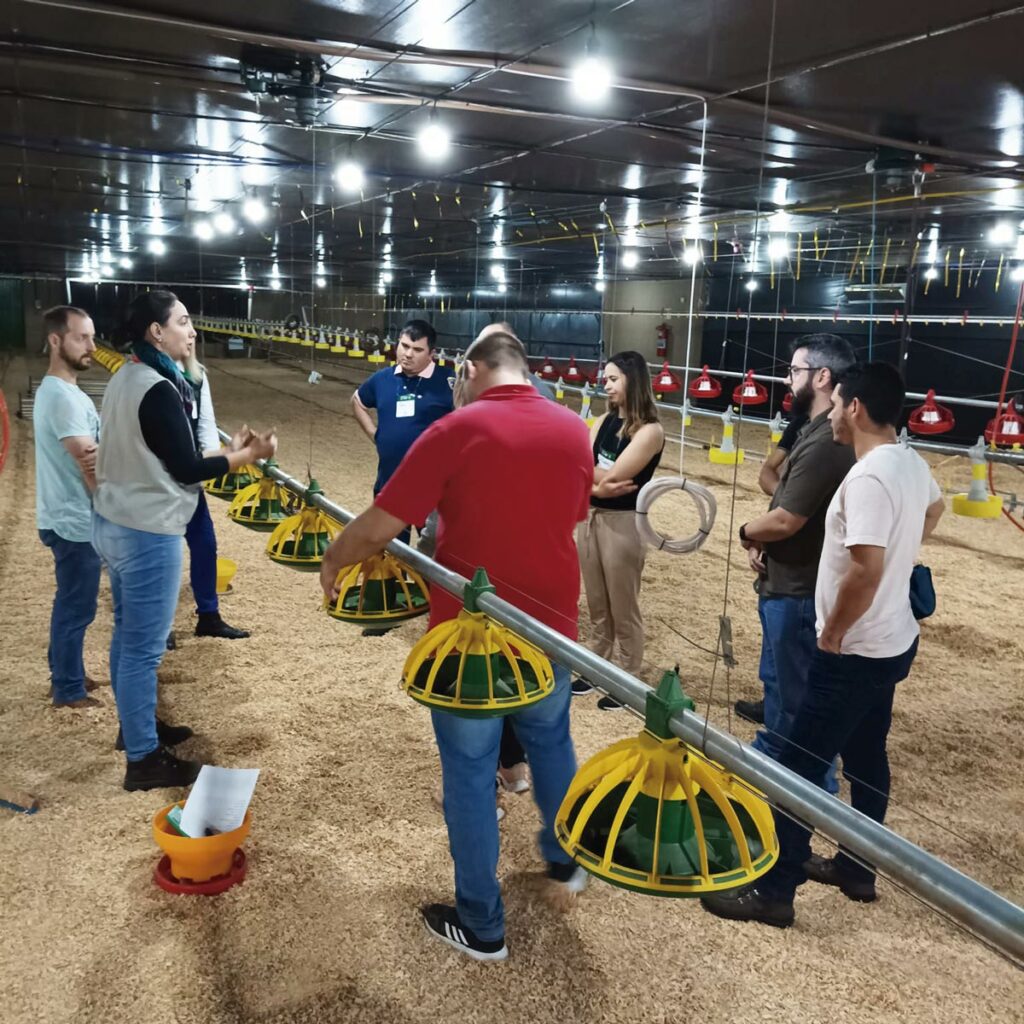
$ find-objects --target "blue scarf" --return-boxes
[132,339,195,412]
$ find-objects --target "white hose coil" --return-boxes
[635,476,717,554]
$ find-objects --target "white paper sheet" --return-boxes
[179,766,259,837]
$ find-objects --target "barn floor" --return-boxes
[1,350,1021,1024]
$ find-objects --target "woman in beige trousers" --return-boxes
[574,351,664,710]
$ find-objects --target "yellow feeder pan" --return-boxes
[348,335,365,358]
[205,463,262,501]
[314,331,330,351]
[402,568,555,718]
[325,551,428,626]
[266,481,342,571]
[300,328,315,347]
[330,333,346,354]
[555,667,778,897]
[215,557,237,594]
[227,459,293,531]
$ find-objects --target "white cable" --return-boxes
[635,476,717,554]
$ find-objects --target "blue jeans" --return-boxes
[431,664,576,941]
[760,638,919,902]
[91,513,183,761]
[38,530,101,703]
[185,491,218,614]
[753,595,839,794]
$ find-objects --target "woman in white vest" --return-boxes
[93,290,276,792]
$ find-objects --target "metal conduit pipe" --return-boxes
[230,439,1024,964]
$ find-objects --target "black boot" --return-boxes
[115,718,194,751]
[123,746,201,791]
[195,612,250,639]
[734,697,764,724]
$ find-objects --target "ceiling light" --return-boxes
[595,280,606,292]
[418,118,451,158]
[213,212,236,234]
[148,239,166,256]
[490,263,505,282]
[270,279,282,290]
[924,267,938,280]
[1012,265,1024,282]
[745,279,759,292]
[989,221,1015,245]
[767,237,790,260]
[382,270,393,283]
[335,160,365,192]
[194,220,214,241]
[682,246,701,266]
[316,277,327,288]
[498,282,507,294]
[243,197,267,224]
[571,29,613,104]
[119,257,133,270]
[99,264,113,278]
[334,98,366,124]
[621,249,639,269]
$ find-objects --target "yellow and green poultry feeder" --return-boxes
[555,667,778,897]
[401,568,554,718]
[266,480,341,570]
[227,459,294,531]
[325,551,429,627]
[205,463,262,501]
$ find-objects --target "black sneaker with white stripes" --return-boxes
[421,904,508,962]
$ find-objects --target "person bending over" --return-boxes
[320,329,593,962]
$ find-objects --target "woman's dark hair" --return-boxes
[607,351,660,437]
[126,289,178,342]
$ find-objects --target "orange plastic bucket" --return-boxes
[152,802,251,883]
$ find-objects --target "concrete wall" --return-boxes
[601,276,706,365]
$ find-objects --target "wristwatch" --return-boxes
[739,523,749,543]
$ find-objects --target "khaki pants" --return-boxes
[577,508,647,677]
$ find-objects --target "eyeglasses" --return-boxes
[788,364,823,376]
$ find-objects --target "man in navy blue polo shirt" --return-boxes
[352,319,456,498]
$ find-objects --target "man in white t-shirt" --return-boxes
[703,361,944,928]
[33,306,103,708]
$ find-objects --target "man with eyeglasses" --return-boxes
[733,334,856,793]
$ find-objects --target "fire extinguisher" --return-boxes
[656,322,670,358]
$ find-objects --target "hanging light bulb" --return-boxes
[418,115,451,158]
[335,160,365,192]
[767,236,790,260]
[595,279,606,292]
[243,196,267,224]
[148,238,166,256]
[621,249,639,269]
[924,267,938,280]
[270,260,282,290]
[989,221,1014,246]
[571,30,613,102]
[213,212,236,234]
[745,278,759,291]
[1012,265,1024,282]
[119,257,133,270]
[683,245,701,266]
[194,220,214,241]
[316,277,327,288]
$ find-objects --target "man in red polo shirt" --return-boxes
[320,329,601,961]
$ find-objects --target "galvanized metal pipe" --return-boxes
[238,444,1024,963]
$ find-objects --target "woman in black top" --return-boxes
[574,351,664,710]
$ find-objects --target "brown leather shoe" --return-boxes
[53,696,102,709]
[85,676,101,692]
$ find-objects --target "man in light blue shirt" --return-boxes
[33,306,102,708]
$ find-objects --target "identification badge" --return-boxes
[597,451,615,470]
[396,394,416,418]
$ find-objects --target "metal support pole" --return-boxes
[234,442,1024,963]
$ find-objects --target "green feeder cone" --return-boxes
[553,664,779,897]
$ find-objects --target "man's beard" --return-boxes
[789,380,814,417]
[60,349,91,372]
